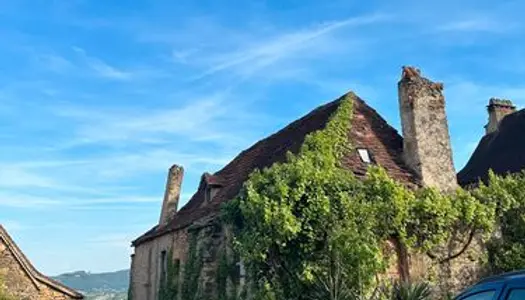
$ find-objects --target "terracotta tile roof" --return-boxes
[132,92,419,246]
[0,225,84,299]
[458,109,525,186]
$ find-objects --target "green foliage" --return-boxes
[159,249,180,300]
[217,247,242,300]
[223,95,387,299]
[221,93,514,299]
[157,230,204,300]
[476,171,525,273]
[389,281,432,300]
[181,231,204,300]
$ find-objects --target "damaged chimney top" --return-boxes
[485,98,516,134]
[398,65,457,192]
[159,164,184,226]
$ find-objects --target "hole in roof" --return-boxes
[357,148,372,164]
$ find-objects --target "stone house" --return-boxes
[129,66,479,299]
[0,225,84,300]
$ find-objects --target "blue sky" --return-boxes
[1,0,525,276]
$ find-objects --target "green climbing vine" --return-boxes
[157,230,204,300]
[221,93,503,300]
[182,230,204,300]
[158,249,180,300]
[216,246,241,300]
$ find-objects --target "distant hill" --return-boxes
[52,269,129,300]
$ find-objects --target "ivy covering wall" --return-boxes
[158,230,204,300]
[221,93,521,300]
[157,93,525,300]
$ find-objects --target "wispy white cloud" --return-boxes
[1,220,28,232]
[437,18,518,33]
[190,14,391,81]
[35,53,74,73]
[0,189,160,209]
[0,193,61,208]
[72,46,133,80]
[88,60,133,80]
[48,87,268,150]
[445,80,525,115]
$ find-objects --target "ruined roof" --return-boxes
[0,225,84,299]
[132,92,419,246]
[458,109,525,186]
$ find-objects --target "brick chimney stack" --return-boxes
[159,164,184,226]
[485,98,516,134]
[398,66,457,192]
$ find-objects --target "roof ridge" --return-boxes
[0,225,84,299]
[132,90,419,246]
[212,96,346,176]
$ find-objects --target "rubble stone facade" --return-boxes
[0,226,83,300]
[398,66,458,192]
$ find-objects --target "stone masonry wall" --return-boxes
[0,237,78,300]
[130,216,226,300]
[409,234,487,297]
[398,66,458,192]
[131,230,186,300]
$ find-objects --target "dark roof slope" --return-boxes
[458,109,525,186]
[0,225,84,299]
[133,93,419,246]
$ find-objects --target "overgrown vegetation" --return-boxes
[159,249,181,300]
[157,230,203,300]
[181,231,204,300]
[217,247,242,300]
[221,94,525,300]
[478,171,525,273]
[388,281,432,300]
[153,94,525,300]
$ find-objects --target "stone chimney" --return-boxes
[159,164,184,226]
[398,66,457,192]
[485,98,516,134]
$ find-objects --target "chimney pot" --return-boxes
[485,98,516,134]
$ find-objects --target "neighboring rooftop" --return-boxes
[133,92,419,246]
[0,225,84,299]
[458,108,525,186]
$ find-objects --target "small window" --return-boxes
[160,250,167,283]
[460,290,496,300]
[357,148,372,164]
[506,288,525,300]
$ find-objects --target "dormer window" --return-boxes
[357,148,372,164]
[202,173,222,203]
